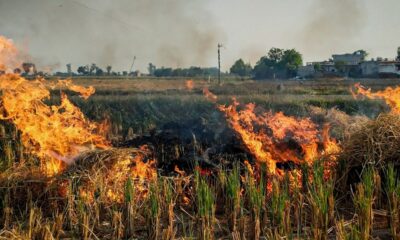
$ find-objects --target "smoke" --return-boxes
[300,0,366,60]
[0,0,225,72]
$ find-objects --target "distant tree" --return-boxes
[188,67,203,77]
[334,61,347,73]
[77,65,89,75]
[96,67,104,76]
[89,63,97,75]
[148,63,156,75]
[253,48,302,79]
[282,49,303,77]
[154,67,172,77]
[354,50,368,61]
[13,68,22,74]
[66,63,72,74]
[106,65,112,75]
[267,48,285,63]
[230,59,252,77]
[22,62,37,75]
[313,63,322,72]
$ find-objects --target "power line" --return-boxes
[67,0,146,32]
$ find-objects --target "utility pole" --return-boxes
[129,56,136,75]
[218,43,222,85]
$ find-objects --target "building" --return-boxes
[298,49,400,78]
[377,61,400,76]
[297,64,315,77]
[332,50,366,65]
[359,61,379,77]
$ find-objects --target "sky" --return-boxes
[0,0,399,73]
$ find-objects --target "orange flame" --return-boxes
[0,36,19,72]
[51,79,96,100]
[185,80,194,91]
[352,83,400,113]
[219,99,340,175]
[203,87,218,102]
[0,74,110,175]
[0,36,109,175]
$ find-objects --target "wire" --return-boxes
[67,0,146,32]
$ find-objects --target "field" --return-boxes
[1,76,400,239]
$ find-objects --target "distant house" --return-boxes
[297,64,315,77]
[378,61,400,76]
[332,51,366,65]
[360,61,379,77]
[298,49,400,78]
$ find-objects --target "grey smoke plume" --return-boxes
[300,0,366,60]
[0,0,225,72]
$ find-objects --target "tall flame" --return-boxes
[0,36,109,175]
[0,36,19,72]
[352,83,400,113]
[219,99,339,174]
[185,79,194,91]
[0,74,110,175]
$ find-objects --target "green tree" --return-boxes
[334,61,346,74]
[313,63,322,72]
[353,50,368,61]
[253,48,303,79]
[282,49,303,77]
[106,65,112,75]
[230,59,252,77]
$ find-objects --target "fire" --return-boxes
[203,87,218,102]
[0,36,19,73]
[0,35,110,176]
[185,79,194,91]
[0,74,110,175]
[108,148,157,202]
[51,79,95,100]
[352,83,400,113]
[0,35,157,201]
[219,99,340,175]
[131,148,157,182]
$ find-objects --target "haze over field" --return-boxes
[0,0,399,72]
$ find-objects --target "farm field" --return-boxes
[1,75,400,239]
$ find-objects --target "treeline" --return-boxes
[150,47,303,79]
[152,66,219,77]
[50,47,303,79]
[230,48,302,79]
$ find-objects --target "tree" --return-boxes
[89,63,97,75]
[95,67,104,76]
[230,59,252,77]
[334,61,346,74]
[106,65,112,75]
[77,65,89,75]
[22,62,37,75]
[313,63,322,72]
[66,64,72,74]
[253,48,303,79]
[353,50,368,61]
[267,48,284,63]
[154,67,172,77]
[282,49,303,77]
[148,63,156,75]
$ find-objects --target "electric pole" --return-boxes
[129,56,136,75]
[218,43,222,85]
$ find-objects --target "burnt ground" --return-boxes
[117,117,249,175]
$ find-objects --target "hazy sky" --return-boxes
[0,0,399,72]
